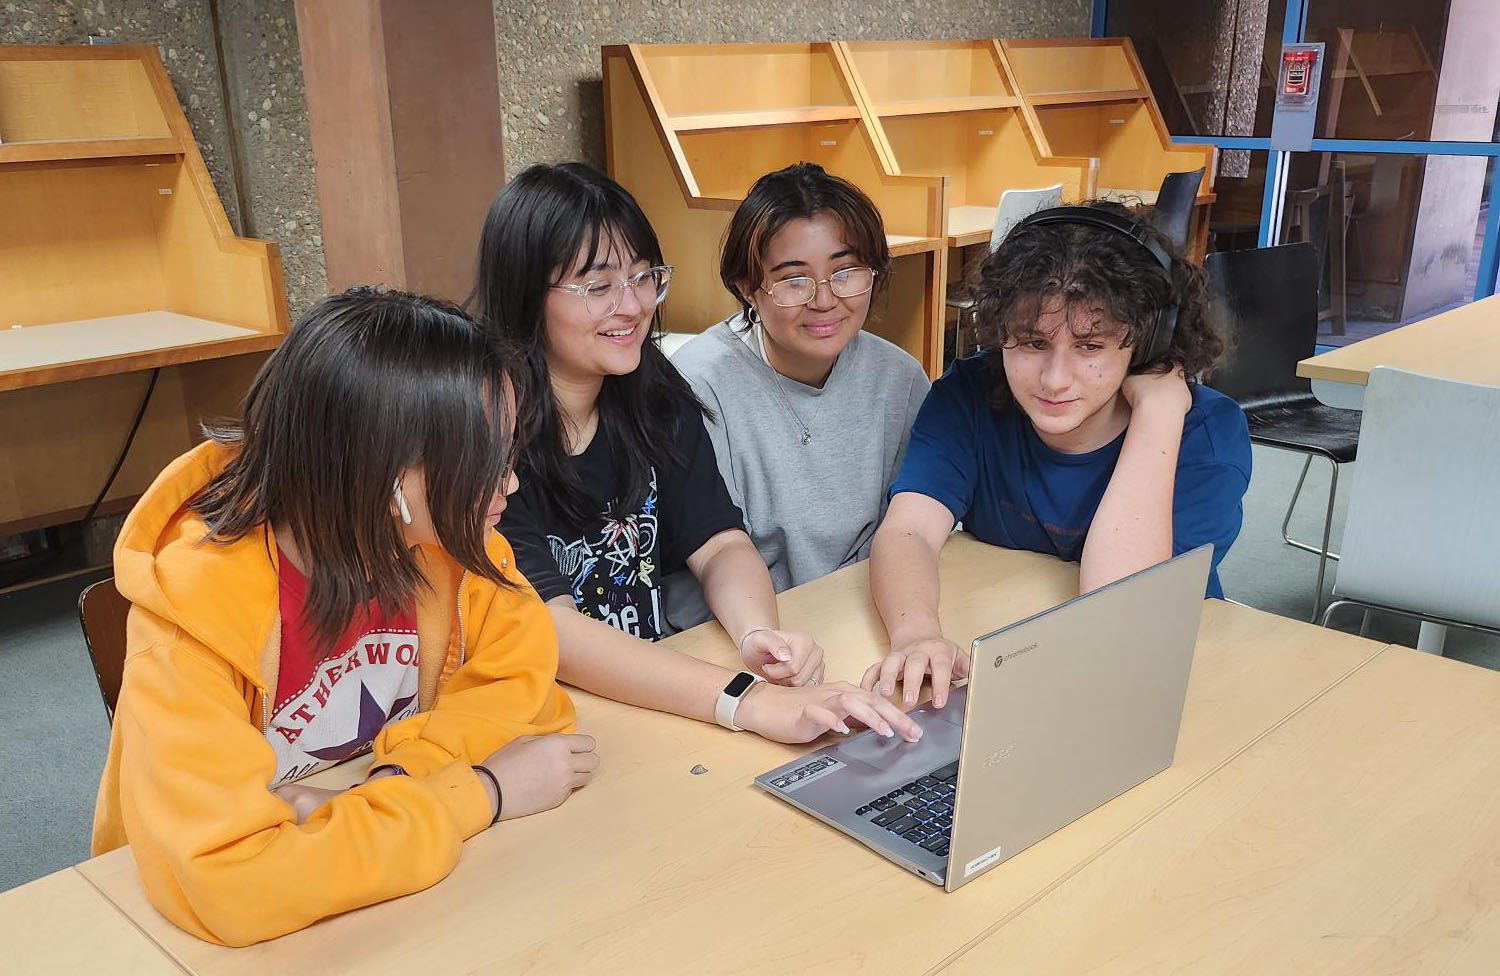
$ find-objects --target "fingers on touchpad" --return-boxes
[834,701,962,773]
[834,728,916,768]
[931,684,968,725]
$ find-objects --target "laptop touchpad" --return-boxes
[834,706,962,773]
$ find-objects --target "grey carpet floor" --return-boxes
[1,444,1496,893]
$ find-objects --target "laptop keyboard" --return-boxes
[854,759,959,858]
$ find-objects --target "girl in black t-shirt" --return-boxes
[471,162,920,745]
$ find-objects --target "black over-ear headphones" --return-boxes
[1011,205,1179,367]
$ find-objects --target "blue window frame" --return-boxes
[1095,0,1500,303]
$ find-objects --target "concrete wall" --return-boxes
[493,0,1092,177]
[3,1,1091,313]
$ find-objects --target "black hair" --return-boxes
[973,199,1225,410]
[470,162,704,523]
[194,286,522,651]
[720,161,891,323]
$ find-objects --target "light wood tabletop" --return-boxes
[947,205,998,248]
[1,867,186,974]
[72,537,1390,975]
[942,645,1500,975]
[1297,293,1500,389]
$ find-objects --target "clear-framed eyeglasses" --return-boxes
[759,266,877,308]
[552,265,675,318]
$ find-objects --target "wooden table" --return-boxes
[941,644,1500,975]
[947,205,999,249]
[1297,293,1500,411]
[1,866,186,973]
[67,538,1391,974]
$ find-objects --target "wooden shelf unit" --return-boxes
[873,94,1020,117]
[1001,38,1218,257]
[0,44,289,533]
[1025,88,1149,106]
[842,39,1097,252]
[669,106,863,131]
[603,42,949,376]
[0,136,181,164]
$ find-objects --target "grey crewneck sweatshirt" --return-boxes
[665,314,929,625]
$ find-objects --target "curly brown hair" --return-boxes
[972,199,1225,410]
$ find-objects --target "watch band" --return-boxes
[714,670,764,731]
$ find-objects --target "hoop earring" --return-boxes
[746,304,762,326]
[393,478,413,525]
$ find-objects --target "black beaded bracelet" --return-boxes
[472,765,503,826]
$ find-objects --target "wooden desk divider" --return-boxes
[0,44,289,534]
[999,37,1218,255]
[839,39,1095,250]
[602,42,949,376]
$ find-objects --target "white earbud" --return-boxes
[393,477,413,525]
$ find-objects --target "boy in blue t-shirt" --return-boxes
[866,202,1251,707]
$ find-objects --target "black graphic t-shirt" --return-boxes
[501,401,743,640]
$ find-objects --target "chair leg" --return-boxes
[1279,455,1311,540]
[1280,454,1342,561]
[1320,599,1352,628]
[958,305,977,358]
[1309,459,1339,622]
[1321,601,1376,640]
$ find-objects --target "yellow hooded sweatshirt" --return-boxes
[92,441,575,946]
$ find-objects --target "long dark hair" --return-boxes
[194,286,522,651]
[471,162,703,523]
[719,161,891,325]
[974,199,1225,411]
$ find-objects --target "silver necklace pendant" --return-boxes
[800,430,812,445]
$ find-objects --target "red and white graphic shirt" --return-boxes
[265,553,420,788]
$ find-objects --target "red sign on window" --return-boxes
[1281,49,1317,99]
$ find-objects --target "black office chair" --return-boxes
[1153,167,1204,251]
[1205,243,1362,620]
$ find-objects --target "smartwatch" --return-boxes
[714,670,765,731]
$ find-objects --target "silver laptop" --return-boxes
[755,545,1211,891]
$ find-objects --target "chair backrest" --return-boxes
[990,184,1064,252]
[79,577,131,721]
[1333,366,1500,629]
[657,331,695,359]
[1153,168,1204,250]
[1203,243,1319,405]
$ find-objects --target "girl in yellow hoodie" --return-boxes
[92,287,597,946]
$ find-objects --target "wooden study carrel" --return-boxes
[0,44,287,534]
[602,37,1217,378]
[603,42,950,375]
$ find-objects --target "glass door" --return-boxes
[1101,0,1500,345]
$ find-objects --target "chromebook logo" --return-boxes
[994,642,1038,668]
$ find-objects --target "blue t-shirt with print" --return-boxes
[889,354,1251,598]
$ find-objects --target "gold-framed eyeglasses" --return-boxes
[552,265,675,318]
[759,266,877,307]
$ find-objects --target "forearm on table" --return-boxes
[548,596,727,723]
